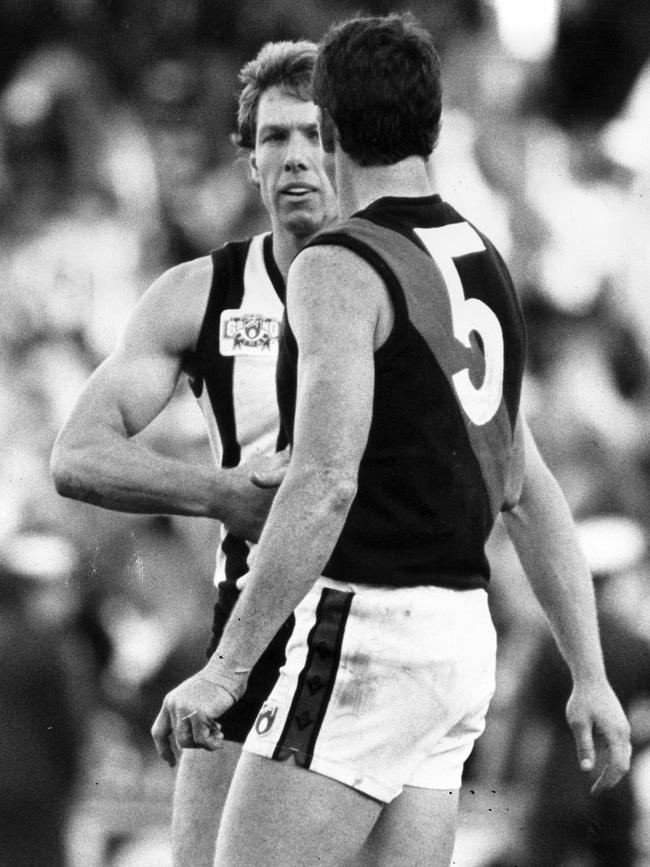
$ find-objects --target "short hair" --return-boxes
[312,13,442,166]
[233,40,318,150]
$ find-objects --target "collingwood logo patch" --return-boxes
[219,311,280,356]
[254,703,278,736]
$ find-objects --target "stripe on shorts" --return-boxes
[272,587,354,767]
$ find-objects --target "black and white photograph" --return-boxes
[2,2,650,865]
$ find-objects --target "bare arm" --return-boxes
[502,415,631,791]
[151,246,387,761]
[50,257,280,536]
[212,245,383,659]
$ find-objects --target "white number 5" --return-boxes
[415,224,504,426]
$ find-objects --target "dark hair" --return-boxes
[312,13,442,166]
[233,40,318,150]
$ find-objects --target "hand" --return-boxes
[219,449,289,541]
[250,447,290,488]
[566,680,632,794]
[229,450,290,588]
[151,674,235,767]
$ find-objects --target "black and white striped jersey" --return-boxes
[189,232,286,600]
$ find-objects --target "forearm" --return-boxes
[51,432,228,518]
[502,467,606,684]
[203,469,356,692]
[204,247,378,692]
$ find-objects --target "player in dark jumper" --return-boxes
[152,14,631,866]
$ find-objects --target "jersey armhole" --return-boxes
[188,240,251,397]
[305,231,408,358]
[501,414,526,512]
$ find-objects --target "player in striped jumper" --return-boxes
[51,40,336,866]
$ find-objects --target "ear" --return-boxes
[318,108,336,155]
[249,152,260,187]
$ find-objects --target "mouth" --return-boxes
[279,184,317,198]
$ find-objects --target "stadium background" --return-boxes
[1,1,650,864]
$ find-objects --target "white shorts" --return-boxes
[243,576,496,803]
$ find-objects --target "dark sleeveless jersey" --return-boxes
[277,195,527,590]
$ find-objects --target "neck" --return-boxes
[335,153,435,219]
[270,228,311,280]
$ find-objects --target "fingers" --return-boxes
[152,675,236,766]
[250,449,290,489]
[250,467,286,489]
[151,704,177,767]
[189,712,224,751]
[152,702,225,765]
[591,763,621,795]
[176,711,223,749]
[590,733,632,795]
[571,720,596,773]
[174,716,196,750]
[590,753,630,794]
[570,706,632,794]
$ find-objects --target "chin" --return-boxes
[284,211,323,238]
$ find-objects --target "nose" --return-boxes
[283,132,309,172]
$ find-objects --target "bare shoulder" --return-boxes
[288,245,392,347]
[123,254,214,355]
[289,244,385,298]
[142,255,213,323]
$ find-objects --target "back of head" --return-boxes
[313,13,442,166]
[233,40,318,150]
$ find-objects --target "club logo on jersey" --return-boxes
[219,310,280,356]
[254,703,279,736]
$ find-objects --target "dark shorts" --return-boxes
[207,590,294,743]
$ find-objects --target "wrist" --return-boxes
[201,651,251,702]
[569,660,609,689]
[209,466,243,523]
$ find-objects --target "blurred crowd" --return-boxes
[1,1,649,865]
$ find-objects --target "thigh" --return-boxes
[172,740,241,867]
[359,786,460,867]
[215,752,382,867]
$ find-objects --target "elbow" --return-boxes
[501,497,531,541]
[287,463,358,518]
[324,473,358,515]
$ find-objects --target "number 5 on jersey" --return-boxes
[415,224,504,426]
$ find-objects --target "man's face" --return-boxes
[251,85,337,238]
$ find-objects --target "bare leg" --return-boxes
[215,752,383,867]
[358,786,460,867]
[171,740,241,867]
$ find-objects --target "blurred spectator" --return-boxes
[487,515,650,867]
[0,532,94,866]
[93,514,217,753]
[529,0,650,131]
[522,296,650,523]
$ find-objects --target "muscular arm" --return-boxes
[50,258,277,534]
[502,415,631,790]
[151,246,390,759]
